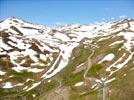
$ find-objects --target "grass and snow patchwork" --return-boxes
[0,18,134,99]
[117,32,134,52]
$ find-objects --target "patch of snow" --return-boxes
[105,78,115,84]
[33,94,36,97]
[76,25,95,32]
[76,63,85,69]
[34,40,57,53]
[23,86,28,90]
[3,82,13,89]
[101,77,106,81]
[41,52,62,78]
[8,36,26,49]
[9,75,14,78]
[38,63,46,66]
[7,41,17,47]
[75,82,84,87]
[0,70,6,75]
[109,40,124,46]
[123,73,127,76]
[42,43,79,79]
[107,52,134,76]
[118,48,122,51]
[0,40,12,50]
[27,68,44,73]
[91,84,97,89]
[117,32,134,51]
[20,59,26,65]
[95,79,102,84]
[129,22,134,31]
[48,80,51,83]
[98,36,111,42]
[0,18,12,30]
[106,53,126,71]
[17,27,39,35]
[12,65,44,73]
[8,51,27,72]
[40,54,47,61]
[29,54,38,62]
[30,62,46,67]
[12,66,27,72]
[54,32,70,41]
[26,78,34,82]
[46,54,49,57]
[22,47,38,62]
[49,56,53,61]
[26,82,41,91]
[0,51,7,55]
[98,53,115,64]
[115,52,134,69]
[14,83,24,87]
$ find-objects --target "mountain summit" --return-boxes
[0,18,134,100]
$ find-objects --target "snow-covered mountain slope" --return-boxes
[0,18,134,99]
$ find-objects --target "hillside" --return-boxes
[0,18,134,100]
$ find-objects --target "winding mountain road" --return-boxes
[83,45,96,80]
